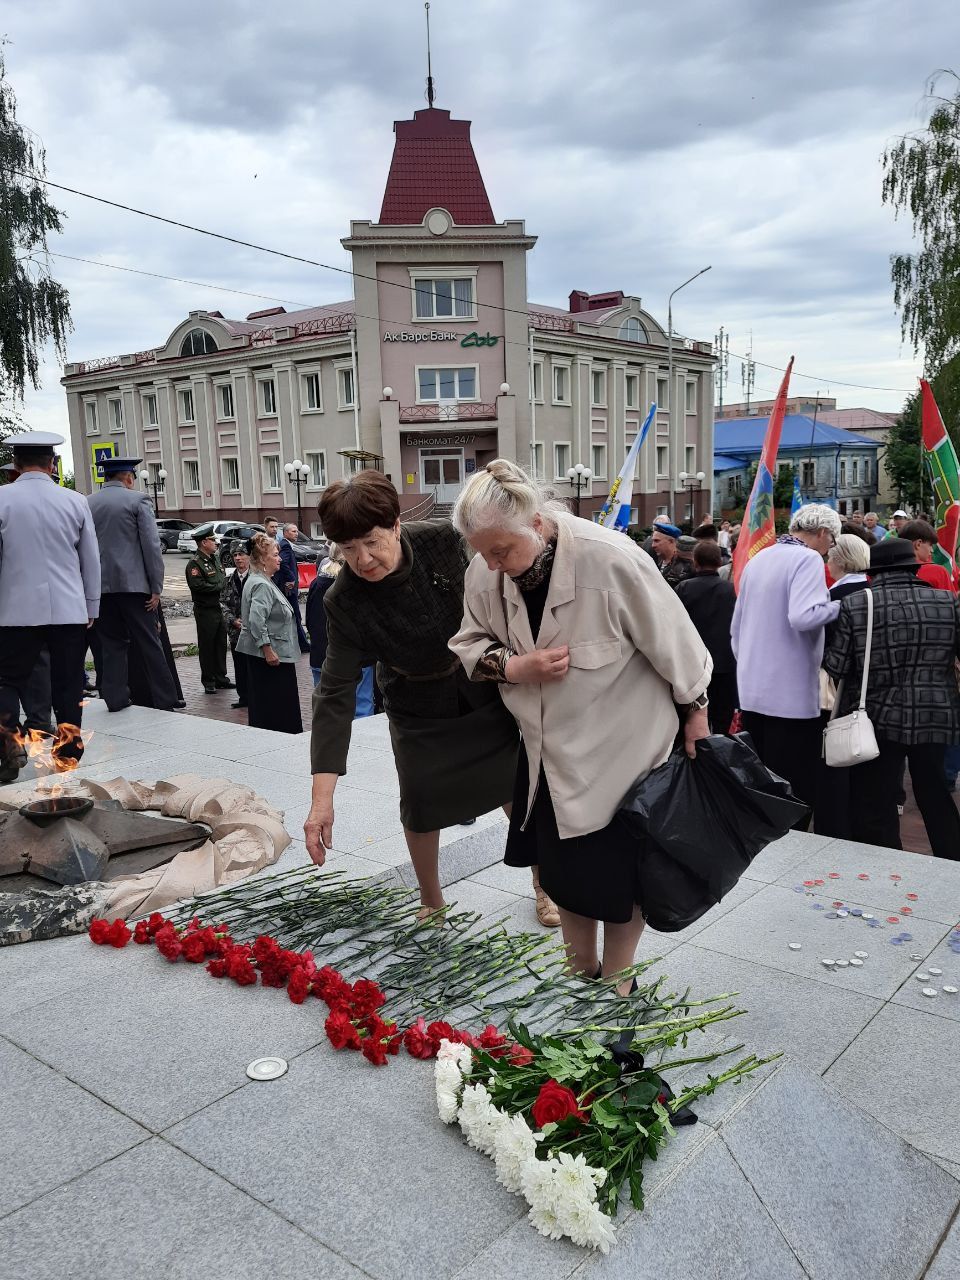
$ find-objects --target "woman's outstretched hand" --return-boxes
[505,646,570,684]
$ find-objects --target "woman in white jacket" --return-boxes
[449,460,712,991]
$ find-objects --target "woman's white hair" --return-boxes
[827,532,870,578]
[452,458,567,540]
[789,502,842,538]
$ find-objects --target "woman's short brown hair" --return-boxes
[247,531,275,570]
[317,471,400,542]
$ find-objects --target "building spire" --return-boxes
[424,2,436,108]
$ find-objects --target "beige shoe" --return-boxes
[534,888,561,928]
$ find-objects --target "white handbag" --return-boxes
[823,588,880,768]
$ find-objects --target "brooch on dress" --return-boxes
[431,572,452,593]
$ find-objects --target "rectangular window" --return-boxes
[864,458,871,485]
[591,444,607,479]
[685,446,696,473]
[801,460,815,488]
[685,381,697,413]
[84,401,99,435]
[108,398,123,432]
[552,364,570,404]
[591,369,606,407]
[656,505,668,518]
[554,442,572,478]
[262,455,282,490]
[183,459,200,493]
[305,450,327,488]
[530,361,543,402]
[656,445,669,477]
[301,371,322,412]
[417,367,477,402]
[147,462,163,486]
[839,458,848,486]
[337,367,355,409]
[532,442,545,479]
[178,388,195,423]
[852,459,860,485]
[142,393,158,426]
[727,477,737,498]
[625,374,639,409]
[259,379,277,416]
[221,457,240,492]
[217,384,235,420]
[657,377,668,407]
[412,276,474,320]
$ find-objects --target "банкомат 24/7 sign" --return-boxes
[383,331,500,347]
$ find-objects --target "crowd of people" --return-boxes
[1,432,957,989]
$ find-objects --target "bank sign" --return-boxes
[383,330,500,348]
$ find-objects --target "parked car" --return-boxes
[155,518,195,553]
[218,525,267,570]
[176,521,262,554]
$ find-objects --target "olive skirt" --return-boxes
[388,689,519,833]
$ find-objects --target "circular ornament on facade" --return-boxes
[425,208,452,236]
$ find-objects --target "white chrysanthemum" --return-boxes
[520,1155,561,1210]
[435,1057,463,1095]
[528,1200,566,1241]
[553,1151,602,1201]
[458,1083,504,1155]
[436,1039,473,1073]
[559,1197,617,1253]
[492,1113,538,1194]
[437,1083,460,1124]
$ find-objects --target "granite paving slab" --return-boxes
[578,1132,807,1280]
[719,1061,960,1280]
[889,934,960,1024]
[0,932,141,1021]
[0,1035,149,1218]
[825,1003,960,1165]
[651,942,883,1074]
[0,944,330,1132]
[166,1046,526,1280]
[643,876,764,956]
[927,1210,960,1279]
[691,881,949,999]
[468,861,537,899]
[783,837,960,924]
[0,1137,363,1280]
[741,829,835,883]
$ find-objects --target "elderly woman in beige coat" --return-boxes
[449,460,712,993]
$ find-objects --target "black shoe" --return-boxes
[214,680,236,690]
[107,701,132,713]
[231,700,247,709]
[203,685,217,695]
[172,700,186,708]
[459,817,477,825]
[0,757,20,784]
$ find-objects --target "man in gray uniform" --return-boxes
[0,432,100,782]
[87,456,180,712]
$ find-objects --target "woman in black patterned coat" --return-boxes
[305,471,559,924]
[823,538,960,859]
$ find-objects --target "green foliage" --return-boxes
[744,462,796,510]
[882,70,960,369]
[0,49,72,401]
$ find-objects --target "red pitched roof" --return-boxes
[379,108,495,226]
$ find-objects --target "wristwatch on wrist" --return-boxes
[685,692,710,712]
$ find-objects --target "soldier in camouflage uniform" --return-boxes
[185,528,233,694]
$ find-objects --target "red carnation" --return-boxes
[252,935,279,964]
[426,1020,455,1047]
[206,958,228,978]
[508,1043,534,1067]
[181,934,207,964]
[361,1037,388,1066]
[106,919,131,948]
[531,1080,588,1129]
[325,1008,361,1051]
[287,969,311,1005]
[478,1025,507,1054]
[387,1032,403,1056]
[226,952,257,986]
[312,967,351,1008]
[146,912,166,937]
[449,1028,479,1048]
[349,979,386,1017]
[403,1018,437,1060]
[155,931,183,963]
[88,918,111,945]
[132,920,152,945]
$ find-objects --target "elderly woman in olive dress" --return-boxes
[304,470,560,925]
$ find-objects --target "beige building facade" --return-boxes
[64,107,715,530]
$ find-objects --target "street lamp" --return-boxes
[140,467,167,514]
[284,458,311,530]
[678,470,706,524]
[566,463,593,518]
[667,266,711,521]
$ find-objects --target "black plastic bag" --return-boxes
[619,733,809,932]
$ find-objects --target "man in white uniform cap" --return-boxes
[0,432,101,781]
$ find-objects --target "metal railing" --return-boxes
[400,490,438,523]
[528,309,574,332]
[399,402,497,423]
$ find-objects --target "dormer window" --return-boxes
[618,317,648,343]
[180,328,218,357]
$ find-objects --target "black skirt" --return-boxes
[504,748,643,924]
[246,657,303,734]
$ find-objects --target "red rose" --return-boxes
[508,1043,534,1067]
[181,934,207,964]
[361,1037,388,1066]
[132,920,151,945]
[403,1018,436,1060]
[88,918,111,945]
[286,969,311,1005]
[325,1009,361,1051]
[531,1080,588,1129]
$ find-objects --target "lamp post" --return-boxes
[139,467,167,514]
[566,463,593,518]
[284,459,311,531]
[678,470,706,525]
[667,266,711,521]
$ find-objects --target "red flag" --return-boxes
[732,357,795,591]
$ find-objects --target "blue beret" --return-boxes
[655,522,682,539]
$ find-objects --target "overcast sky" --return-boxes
[6,0,957,472]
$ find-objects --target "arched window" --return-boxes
[180,328,218,357]
[618,317,648,343]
